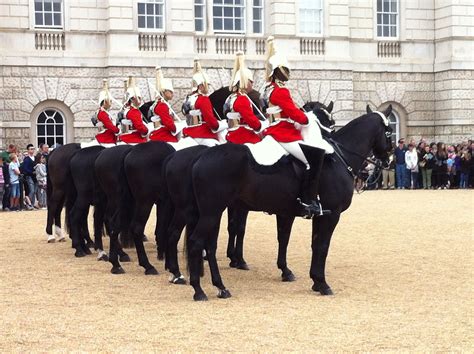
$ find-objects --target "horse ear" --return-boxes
[366,104,372,113]
[327,101,334,113]
[383,104,393,118]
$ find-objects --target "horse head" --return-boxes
[209,86,232,120]
[303,101,336,135]
[366,104,393,162]
[139,100,155,123]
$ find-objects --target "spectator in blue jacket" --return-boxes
[394,138,407,189]
[21,144,38,209]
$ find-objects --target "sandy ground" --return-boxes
[0,190,472,352]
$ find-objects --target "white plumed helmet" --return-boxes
[230,51,253,91]
[98,79,111,106]
[126,76,142,101]
[156,66,174,94]
[265,36,290,80]
[192,57,210,91]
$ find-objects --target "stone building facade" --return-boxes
[0,0,473,149]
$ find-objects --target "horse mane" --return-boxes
[332,113,373,140]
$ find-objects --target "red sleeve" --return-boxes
[270,87,308,125]
[154,102,176,133]
[98,110,119,134]
[234,95,261,131]
[195,95,219,130]
[127,108,148,135]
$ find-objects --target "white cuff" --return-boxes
[257,119,269,133]
[212,120,228,133]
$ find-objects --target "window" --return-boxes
[195,0,205,32]
[213,0,245,33]
[388,110,399,143]
[37,109,65,147]
[252,0,263,34]
[34,0,63,28]
[377,0,398,37]
[299,0,323,34]
[138,0,165,30]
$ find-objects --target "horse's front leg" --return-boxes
[229,207,250,270]
[310,212,340,295]
[276,215,296,282]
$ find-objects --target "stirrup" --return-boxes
[297,198,331,219]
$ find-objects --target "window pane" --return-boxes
[253,8,261,20]
[156,16,163,29]
[383,0,389,12]
[56,125,63,135]
[146,3,154,14]
[45,13,52,26]
[253,0,262,6]
[138,3,145,14]
[146,16,154,28]
[35,1,42,11]
[224,0,233,4]
[235,18,242,30]
[138,15,145,28]
[213,6,222,16]
[377,14,381,25]
[35,13,43,26]
[57,137,64,145]
[383,25,389,37]
[195,19,203,31]
[44,1,52,11]
[377,0,382,11]
[383,14,389,24]
[47,125,54,135]
[253,21,261,33]
[53,1,60,12]
[195,5,203,17]
[54,113,63,123]
[392,0,398,12]
[391,25,397,37]
[53,13,61,26]
[156,4,163,15]
[390,14,396,25]
[224,18,233,30]
[224,7,232,16]
[38,125,45,136]
[234,7,242,17]
[377,26,382,37]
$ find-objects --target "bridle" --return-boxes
[315,108,336,133]
[327,111,392,192]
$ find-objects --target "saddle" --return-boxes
[245,136,288,166]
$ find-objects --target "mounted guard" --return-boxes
[224,52,266,144]
[182,58,224,147]
[118,76,148,144]
[262,36,333,218]
[149,67,184,142]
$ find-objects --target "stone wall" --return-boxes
[0,65,472,149]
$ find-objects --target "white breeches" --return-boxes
[279,141,310,169]
[192,138,220,147]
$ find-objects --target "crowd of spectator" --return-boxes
[363,138,474,190]
[0,143,49,212]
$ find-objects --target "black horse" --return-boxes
[185,105,393,301]
[163,100,337,284]
[45,143,83,242]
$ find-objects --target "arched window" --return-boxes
[388,110,400,143]
[37,109,65,147]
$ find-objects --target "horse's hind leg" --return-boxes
[165,211,186,284]
[205,214,231,299]
[130,202,158,275]
[226,207,237,265]
[93,202,108,261]
[310,213,340,295]
[230,207,249,270]
[276,215,296,282]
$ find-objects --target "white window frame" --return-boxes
[251,0,264,35]
[298,0,324,36]
[375,0,399,39]
[388,110,400,143]
[137,0,166,32]
[212,0,246,34]
[36,109,66,147]
[194,0,206,33]
[33,0,63,29]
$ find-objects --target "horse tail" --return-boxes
[116,162,134,249]
[92,170,107,240]
[64,166,76,235]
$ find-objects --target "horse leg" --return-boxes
[156,198,174,261]
[108,229,125,274]
[70,201,87,257]
[310,213,340,295]
[79,206,92,255]
[130,203,158,275]
[205,215,231,299]
[165,211,186,285]
[231,208,250,270]
[276,215,296,282]
[226,207,237,265]
[93,202,108,261]
[46,189,61,242]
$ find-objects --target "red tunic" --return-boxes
[95,109,119,144]
[119,107,148,144]
[226,94,262,145]
[262,82,308,143]
[183,95,219,140]
[149,100,178,143]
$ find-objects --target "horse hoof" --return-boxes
[236,262,249,271]
[193,293,208,301]
[169,275,187,285]
[312,283,334,295]
[86,242,95,249]
[83,247,92,255]
[282,272,296,282]
[217,289,232,299]
[57,237,66,243]
[119,254,131,262]
[229,260,238,268]
[111,266,125,274]
[145,267,159,275]
[97,254,109,262]
[75,250,86,258]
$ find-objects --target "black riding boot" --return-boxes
[297,145,331,219]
